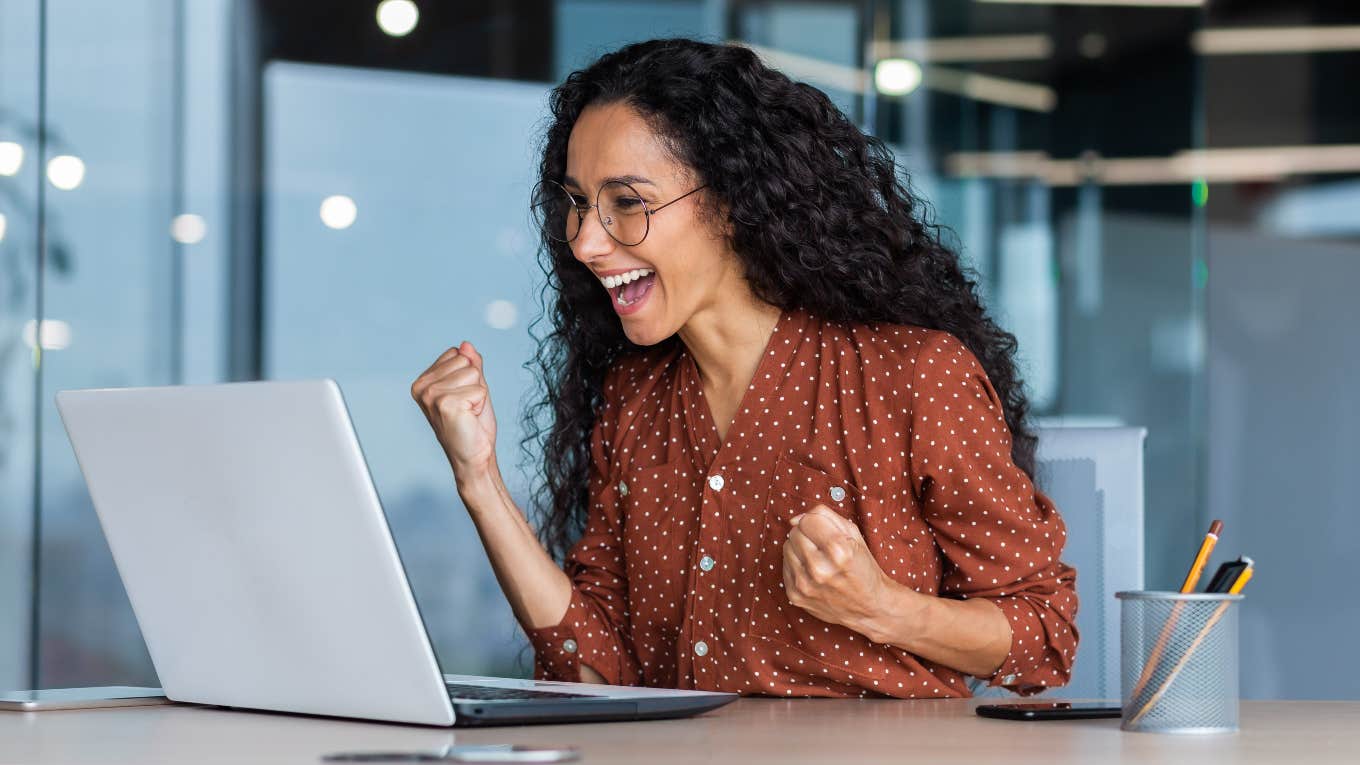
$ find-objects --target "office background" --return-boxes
[0,0,1355,700]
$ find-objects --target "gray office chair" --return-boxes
[970,426,1146,699]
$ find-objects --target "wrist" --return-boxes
[861,576,929,647]
[455,458,506,506]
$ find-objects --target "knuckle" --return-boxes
[434,394,461,415]
[827,543,851,568]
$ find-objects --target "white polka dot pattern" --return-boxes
[524,308,1079,698]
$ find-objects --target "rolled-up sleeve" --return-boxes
[908,331,1079,695]
[522,398,642,686]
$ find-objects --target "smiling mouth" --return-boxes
[600,268,656,306]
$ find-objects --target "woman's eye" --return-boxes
[568,195,589,207]
[613,196,644,211]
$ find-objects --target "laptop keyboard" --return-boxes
[445,682,595,701]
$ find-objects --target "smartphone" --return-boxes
[322,746,580,763]
[0,686,171,711]
[975,702,1122,721]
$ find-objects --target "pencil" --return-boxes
[1180,519,1223,593]
[1227,563,1254,594]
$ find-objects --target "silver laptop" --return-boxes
[55,379,735,727]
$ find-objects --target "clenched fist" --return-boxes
[782,505,912,645]
[411,340,498,485]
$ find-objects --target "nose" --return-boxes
[570,205,616,266]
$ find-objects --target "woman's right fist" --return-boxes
[411,340,498,482]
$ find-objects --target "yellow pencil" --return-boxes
[1180,519,1224,593]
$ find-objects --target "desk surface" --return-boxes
[3,698,1357,764]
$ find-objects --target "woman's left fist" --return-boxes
[781,505,903,643]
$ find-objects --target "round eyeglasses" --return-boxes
[532,179,707,247]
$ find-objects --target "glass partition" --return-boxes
[0,0,41,692]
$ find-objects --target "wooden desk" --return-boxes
[3,698,1356,764]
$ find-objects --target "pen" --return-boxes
[1181,519,1223,593]
[1205,556,1249,594]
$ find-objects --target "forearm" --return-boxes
[456,458,573,631]
[861,581,1012,678]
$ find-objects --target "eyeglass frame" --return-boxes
[535,178,708,246]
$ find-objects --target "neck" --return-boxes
[677,291,782,393]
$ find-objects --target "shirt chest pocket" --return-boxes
[765,455,860,527]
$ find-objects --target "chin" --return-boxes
[620,319,668,347]
[620,302,685,346]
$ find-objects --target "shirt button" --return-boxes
[1002,673,1017,685]
[694,640,709,657]
[617,481,628,496]
[563,639,578,654]
[707,474,725,491]
[699,555,716,572]
[829,485,846,502]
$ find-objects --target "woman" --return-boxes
[411,38,1077,698]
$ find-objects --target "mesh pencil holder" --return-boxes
[1116,591,1243,734]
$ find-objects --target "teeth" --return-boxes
[602,268,653,289]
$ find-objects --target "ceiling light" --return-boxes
[1193,26,1360,55]
[871,35,1052,63]
[376,0,419,37]
[23,319,71,351]
[875,59,924,96]
[975,0,1202,7]
[945,144,1360,186]
[47,155,85,190]
[740,42,1055,113]
[1079,33,1108,59]
[320,195,358,229]
[0,141,23,176]
[170,214,207,244]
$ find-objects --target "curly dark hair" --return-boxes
[521,38,1036,561]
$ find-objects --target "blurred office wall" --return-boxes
[1207,228,1360,700]
[1198,0,1360,700]
[1,0,1356,699]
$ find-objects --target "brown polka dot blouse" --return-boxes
[525,307,1079,697]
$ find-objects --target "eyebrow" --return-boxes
[562,174,657,189]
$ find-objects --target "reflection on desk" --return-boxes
[4,697,1358,764]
